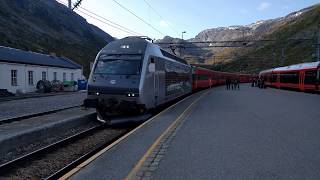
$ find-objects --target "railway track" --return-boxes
[0,105,81,125]
[0,94,189,179]
[0,122,132,179]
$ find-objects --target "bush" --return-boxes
[36,80,52,93]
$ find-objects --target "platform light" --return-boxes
[96,92,100,96]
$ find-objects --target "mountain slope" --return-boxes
[158,4,320,73]
[219,4,320,73]
[0,0,114,76]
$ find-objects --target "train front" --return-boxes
[85,37,148,122]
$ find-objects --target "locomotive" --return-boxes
[85,36,251,123]
[85,37,192,122]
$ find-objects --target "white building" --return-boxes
[0,46,83,94]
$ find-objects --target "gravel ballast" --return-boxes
[0,127,131,179]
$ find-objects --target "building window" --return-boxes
[71,73,74,81]
[63,72,66,82]
[53,72,57,81]
[28,71,34,85]
[42,71,47,81]
[11,70,17,86]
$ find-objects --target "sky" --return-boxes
[59,0,319,40]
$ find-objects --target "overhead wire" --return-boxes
[56,0,142,36]
[142,0,180,37]
[78,6,143,36]
[76,9,139,36]
[111,0,165,37]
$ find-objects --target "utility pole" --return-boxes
[281,47,285,66]
[181,31,186,40]
[72,0,83,10]
[67,0,83,11]
[272,47,276,67]
[68,0,72,9]
[317,24,320,61]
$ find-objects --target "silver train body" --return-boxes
[86,37,192,122]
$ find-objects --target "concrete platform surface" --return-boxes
[69,85,320,180]
[0,107,95,156]
[68,90,207,180]
[0,92,86,121]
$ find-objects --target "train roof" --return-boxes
[159,49,188,65]
[101,36,189,65]
[273,61,320,72]
[192,65,251,76]
[259,68,274,74]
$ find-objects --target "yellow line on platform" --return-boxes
[125,91,209,180]
[58,91,207,180]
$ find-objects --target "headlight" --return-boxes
[127,93,138,97]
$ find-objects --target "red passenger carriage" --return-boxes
[192,66,251,91]
[259,61,320,92]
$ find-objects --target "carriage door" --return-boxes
[149,57,159,106]
[299,71,305,91]
[154,58,160,106]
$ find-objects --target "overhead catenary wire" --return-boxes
[111,0,165,36]
[56,0,141,36]
[142,0,180,37]
[78,6,143,36]
[76,9,139,36]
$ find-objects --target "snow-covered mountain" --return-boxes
[157,3,320,72]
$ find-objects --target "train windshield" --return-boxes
[94,54,142,75]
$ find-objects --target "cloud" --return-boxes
[159,20,169,27]
[257,2,271,11]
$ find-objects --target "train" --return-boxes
[259,61,320,92]
[192,66,251,89]
[85,36,251,123]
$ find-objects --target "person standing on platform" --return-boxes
[226,78,230,90]
[236,78,240,90]
[251,78,255,87]
[231,79,235,90]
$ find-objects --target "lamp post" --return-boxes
[180,31,186,57]
[317,24,320,61]
[68,0,72,9]
[181,31,186,40]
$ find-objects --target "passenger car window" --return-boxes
[305,70,317,85]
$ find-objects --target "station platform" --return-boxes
[64,85,320,180]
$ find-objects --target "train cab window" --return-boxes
[305,70,317,85]
[148,57,156,73]
[94,54,142,75]
[150,58,155,64]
